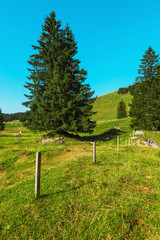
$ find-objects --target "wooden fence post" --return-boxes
[117,136,119,152]
[93,142,96,163]
[35,151,41,198]
[128,138,130,146]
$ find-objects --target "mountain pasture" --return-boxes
[0,113,160,239]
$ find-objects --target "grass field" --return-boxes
[0,117,160,239]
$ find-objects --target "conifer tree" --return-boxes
[23,11,96,134]
[117,101,127,119]
[130,46,160,130]
[0,109,5,131]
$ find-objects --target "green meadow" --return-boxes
[0,92,160,239]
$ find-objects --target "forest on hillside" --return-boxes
[2,112,23,122]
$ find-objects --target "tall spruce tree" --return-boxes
[0,109,5,131]
[117,101,127,119]
[130,46,160,130]
[23,11,96,134]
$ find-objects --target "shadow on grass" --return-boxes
[80,128,126,142]
[0,134,32,138]
[40,181,93,198]
[52,128,125,142]
[0,134,17,137]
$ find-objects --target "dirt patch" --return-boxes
[120,177,132,183]
[133,184,155,194]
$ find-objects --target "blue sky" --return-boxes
[1,0,160,113]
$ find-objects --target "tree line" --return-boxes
[118,85,135,95]
[2,112,24,122]
[0,109,5,131]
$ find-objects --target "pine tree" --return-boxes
[23,11,96,134]
[130,46,160,130]
[0,109,5,131]
[148,66,160,130]
[117,101,127,119]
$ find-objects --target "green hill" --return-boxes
[92,91,133,121]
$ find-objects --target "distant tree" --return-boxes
[0,109,5,131]
[117,101,127,119]
[130,46,160,130]
[23,11,96,134]
[19,111,30,126]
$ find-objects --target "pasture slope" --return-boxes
[0,92,160,240]
[92,91,132,121]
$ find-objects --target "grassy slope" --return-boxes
[0,120,160,239]
[92,91,133,121]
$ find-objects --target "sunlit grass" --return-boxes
[0,120,160,239]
